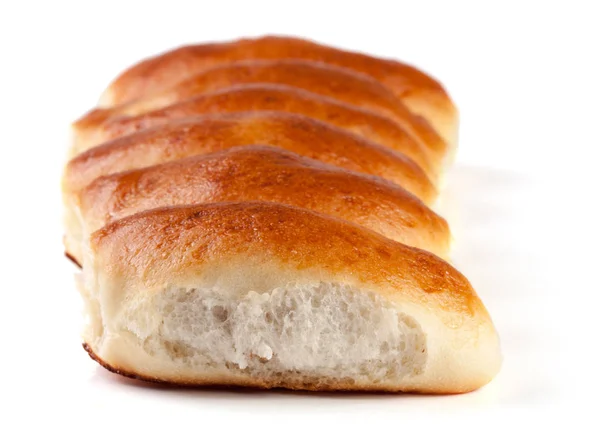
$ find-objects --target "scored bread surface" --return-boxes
[97,35,458,145]
[63,145,449,265]
[64,112,437,203]
[75,59,447,162]
[73,83,439,181]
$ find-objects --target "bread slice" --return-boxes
[79,202,500,393]
[64,145,449,265]
[97,35,458,146]
[73,84,437,181]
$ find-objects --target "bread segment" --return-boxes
[63,145,449,265]
[74,84,438,181]
[80,202,500,393]
[64,112,437,203]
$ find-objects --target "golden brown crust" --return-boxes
[80,59,447,161]
[78,84,437,180]
[64,251,81,268]
[98,36,456,143]
[83,343,166,385]
[92,202,481,319]
[65,112,437,204]
[78,145,450,257]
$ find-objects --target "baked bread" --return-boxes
[64,145,449,266]
[65,37,500,393]
[79,202,500,393]
[97,35,458,146]
[73,84,438,181]
[76,59,447,162]
[63,112,436,204]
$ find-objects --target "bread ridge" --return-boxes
[76,83,438,181]
[96,35,458,146]
[64,112,437,204]
[63,145,449,265]
[76,59,447,163]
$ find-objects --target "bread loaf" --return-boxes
[64,36,500,393]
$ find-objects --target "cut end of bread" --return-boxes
[81,281,433,391]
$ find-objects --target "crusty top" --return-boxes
[99,35,449,108]
[65,112,437,204]
[81,84,436,180]
[80,59,446,161]
[91,201,485,321]
[79,145,450,256]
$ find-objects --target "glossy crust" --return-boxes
[84,202,501,393]
[64,112,437,204]
[98,35,458,145]
[75,84,437,181]
[72,146,449,264]
[77,59,447,162]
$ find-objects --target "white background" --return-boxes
[1,1,599,421]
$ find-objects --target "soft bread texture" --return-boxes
[79,202,500,393]
[76,59,447,162]
[75,84,438,181]
[64,146,449,266]
[97,35,458,146]
[63,112,437,204]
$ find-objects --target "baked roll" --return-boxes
[79,202,500,393]
[74,84,437,181]
[65,37,500,394]
[63,112,437,204]
[76,59,447,162]
[97,35,458,146]
[64,145,449,266]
